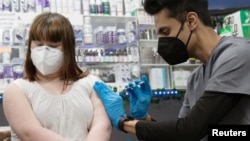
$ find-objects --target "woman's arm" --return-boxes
[3,83,68,141]
[86,91,112,141]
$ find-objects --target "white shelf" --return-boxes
[141,64,169,67]
[173,63,201,67]
[139,39,158,42]
[139,39,158,47]
[175,86,187,90]
[138,23,155,26]
[0,43,26,47]
[86,15,137,23]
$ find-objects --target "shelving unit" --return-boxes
[0,10,203,95]
[137,17,201,90]
[0,11,142,93]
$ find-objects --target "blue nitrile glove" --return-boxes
[126,75,152,119]
[93,81,126,129]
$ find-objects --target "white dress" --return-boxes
[10,74,100,141]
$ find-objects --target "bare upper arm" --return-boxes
[89,90,111,127]
[3,83,42,137]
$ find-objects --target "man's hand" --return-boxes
[93,82,126,129]
[0,130,10,141]
[126,75,152,119]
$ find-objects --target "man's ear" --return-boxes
[186,12,198,31]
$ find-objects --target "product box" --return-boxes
[149,68,169,89]
[220,9,250,38]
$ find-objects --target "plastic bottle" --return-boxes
[96,0,103,15]
[89,0,97,15]
[102,0,110,15]
[127,47,133,62]
[84,16,93,44]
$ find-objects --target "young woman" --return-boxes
[3,12,111,141]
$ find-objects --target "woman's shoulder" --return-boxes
[78,74,102,85]
[74,74,102,94]
[4,78,33,94]
[11,78,33,87]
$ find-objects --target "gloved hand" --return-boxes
[93,81,126,129]
[126,75,152,119]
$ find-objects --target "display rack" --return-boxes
[2,1,247,96]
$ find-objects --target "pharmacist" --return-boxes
[93,0,250,141]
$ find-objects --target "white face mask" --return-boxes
[31,45,64,75]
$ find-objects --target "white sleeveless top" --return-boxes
[10,74,99,141]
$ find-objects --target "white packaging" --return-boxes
[13,27,26,43]
[132,47,139,63]
[73,0,82,14]
[124,0,131,16]
[20,0,28,12]
[12,0,20,12]
[2,29,11,43]
[0,0,3,11]
[116,0,123,16]
[3,0,11,11]
[84,34,93,44]
[2,52,10,64]
[50,0,57,12]
[67,0,73,14]
[56,0,62,13]
[109,0,117,16]
[27,0,36,12]
[36,0,43,13]
[149,68,168,89]
[82,0,90,15]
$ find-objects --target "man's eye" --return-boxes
[50,45,57,48]
[158,28,170,36]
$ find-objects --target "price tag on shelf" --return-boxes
[0,12,17,28]
[0,12,38,28]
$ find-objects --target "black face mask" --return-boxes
[157,23,192,65]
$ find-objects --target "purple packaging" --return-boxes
[98,29,104,44]
[3,0,11,11]
[0,67,3,89]
[0,68,3,79]
[13,65,24,79]
[3,64,14,85]
[42,0,50,11]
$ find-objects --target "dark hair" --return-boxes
[24,12,88,85]
[143,0,212,27]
